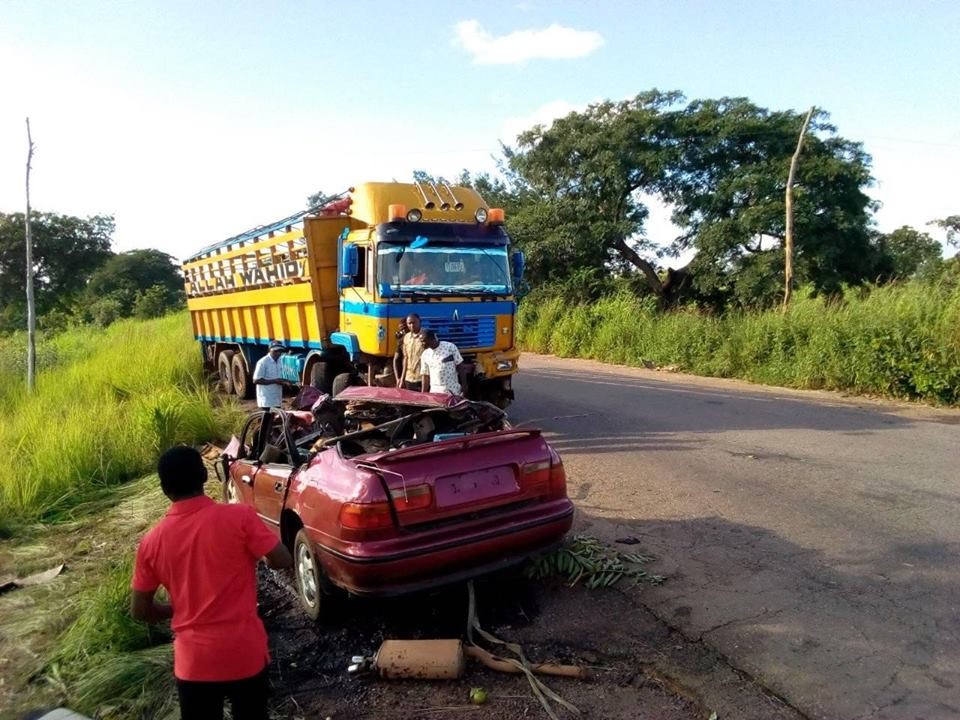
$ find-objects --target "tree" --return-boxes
[0,212,113,332]
[666,99,877,300]
[872,226,943,280]
[500,92,878,306]
[507,91,682,298]
[929,215,960,248]
[83,249,184,318]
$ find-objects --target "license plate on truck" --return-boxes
[435,467,519,508]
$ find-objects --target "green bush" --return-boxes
[518,281,960,405]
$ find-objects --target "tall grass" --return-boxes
[49,550,176,719]
[0,314,241,522]
[518,281,960,405]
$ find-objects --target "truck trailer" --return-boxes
[182,181,524,406]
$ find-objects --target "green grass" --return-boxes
[0,313,242,523]
[48,551,177,720]
[518,281,960,405]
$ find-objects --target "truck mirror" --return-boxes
[340,243,358,288]
[378,282,394,298]
[511,250,525,283]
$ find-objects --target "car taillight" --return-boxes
[390,484,433,513]
[548,446,567,498]
[339,501,393,530]
[521,458,551,494]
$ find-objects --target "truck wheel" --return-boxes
[217,351,235,395]
[294,529,324,621]
[310,361,332,393]
[231,354,253,399]
[332,372,354,397]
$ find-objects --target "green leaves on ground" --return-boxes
[526,534,664,589]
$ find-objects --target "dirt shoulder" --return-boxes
[257,558,803,720]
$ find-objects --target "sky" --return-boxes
[1,0,959,263]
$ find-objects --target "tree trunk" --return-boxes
[614,237,664,298]
[24,118,36,393]
[784,106,815,309]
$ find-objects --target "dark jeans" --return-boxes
[176,667,268,720]
[401,381,422,391]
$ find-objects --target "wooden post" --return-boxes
[24,118,37,393]
[784,106,815,309]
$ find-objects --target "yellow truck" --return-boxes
[182,181,523,406]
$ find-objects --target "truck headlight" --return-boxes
[496,360,513,371]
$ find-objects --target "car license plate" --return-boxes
[435,467,519,508]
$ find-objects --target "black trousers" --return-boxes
[176,667,268,720]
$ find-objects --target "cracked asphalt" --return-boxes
[511,354,960,720]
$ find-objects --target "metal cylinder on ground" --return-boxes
[374,639,466,679]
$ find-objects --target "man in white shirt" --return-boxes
[420,330,467,396]
[252,341,291,409]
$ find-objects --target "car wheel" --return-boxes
[218,351,235,395]
[294,529,323,621]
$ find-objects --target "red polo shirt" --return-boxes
[132,496,279,681]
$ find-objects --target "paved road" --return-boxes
[511,354,960,720]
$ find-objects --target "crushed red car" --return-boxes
[219,387,574,619]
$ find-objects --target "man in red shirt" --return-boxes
[131,446,292,720]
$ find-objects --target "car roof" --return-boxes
[334,386,462,408]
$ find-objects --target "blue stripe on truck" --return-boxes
[339,300,515,318]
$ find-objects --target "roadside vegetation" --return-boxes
[0,313,240,524]
[0,314,240,717]
[519,277,960,405]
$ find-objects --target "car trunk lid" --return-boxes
[358,430,552,528]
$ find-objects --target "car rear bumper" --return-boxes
[312,499,574,596]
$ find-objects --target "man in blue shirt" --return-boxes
[252,341,292,409]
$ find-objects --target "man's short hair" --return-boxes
[157,446,207,498]
[422,330,438,344]
[405,312,421,321]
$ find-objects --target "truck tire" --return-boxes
[217,351,235,395]
[310,361,332,393]
[332,372,354,397]
[231,353,253,399]
[294,529,324,622]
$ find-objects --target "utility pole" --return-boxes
[784,106,815,309]
[25,118,36,392]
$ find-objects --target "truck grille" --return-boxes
[422,316,496,350]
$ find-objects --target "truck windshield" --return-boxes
[378,244,512,295]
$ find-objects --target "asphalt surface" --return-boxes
[510,354,960,720]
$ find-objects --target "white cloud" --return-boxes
[454,20,603,65]
[500,100,584,142]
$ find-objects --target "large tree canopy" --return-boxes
[85,249,183,300]
[0,212,114,331]
[872,226,943,280]
[499,91,879,306]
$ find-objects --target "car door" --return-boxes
[252,410,299,527]
[228,411,267,506]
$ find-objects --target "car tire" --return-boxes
[331,372,354,397]
[231,353,253,399]
[218,351,235,395]
[310,361,332,393]
[294,529,324,621]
